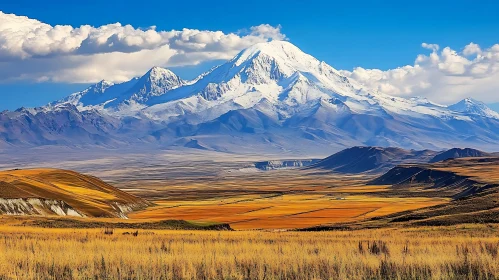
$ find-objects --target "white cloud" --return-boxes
[342,43,499,104]
[249,24,287,40]
[421,43,439,51]
[0,11,286,83]
[463,42,481,56]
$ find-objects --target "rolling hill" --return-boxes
[304,157,499,230]
[0,168,149,218]
[370,157,499,221]
[429,147,491,163]
[309,146,437,173]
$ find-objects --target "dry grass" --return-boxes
[0,168,147,217]
[0,224,498,279]
[129,193,448,230]
[433,157,499,185]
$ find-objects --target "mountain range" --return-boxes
[427,147,492,163]
[310,146,437,173]
[306,146,494,174]
[2,40,499,154]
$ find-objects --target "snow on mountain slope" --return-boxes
[119,43,384,125]
[56,41,490,125]
[60,78,138,108]
[449,98,499,119]
[60,66,185,111]
[132,41,484,125]
[5,40,499,154]
[109,66,185,108]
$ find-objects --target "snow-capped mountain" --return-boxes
[62,66,185,111]
[3,40,499,154]
[60,79,137,108]
[448,98,499,119]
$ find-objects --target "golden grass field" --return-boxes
[129,193,448,230]
[0,224,498,279]
[112,161,451,230]
[0,165,449,230]
[433,157,499,185]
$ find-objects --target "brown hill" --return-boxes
[307,157,499,230]
[429,148,492,163]
[310,146,437,174]
[0,168,149,218]
[369,157,498,197]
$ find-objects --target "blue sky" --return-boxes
[1,0,499,110]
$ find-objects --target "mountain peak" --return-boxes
[136,66,185,91]
[449,98,499,118]
[242,40,301,54]
[232,40,317,68]
[454,97,482,106]
[117,66,185,104]
[145,66,179,80]
[97,79,113,85]
[91,80,114,92]
[7,40,499,153]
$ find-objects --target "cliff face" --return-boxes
[0,198,84,217]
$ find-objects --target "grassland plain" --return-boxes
[1,151,499,279]
[128,193,448,230]
[0,224,498,279]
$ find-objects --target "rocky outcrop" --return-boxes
[255,159,320,170]
[0,198,84,217]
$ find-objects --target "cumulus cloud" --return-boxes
[0,11,286,83]
[421,43,439,52]
[463,42,481,56]
[249,24,287,40]
[341,42,499,104]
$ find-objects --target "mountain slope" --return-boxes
[0,169,149,218]
[61,66,184,111]
[357,157,499,227]
[310,146,437,173]
[0,104,123,148]
[429,148,492,163]
[449,98,499,119]
[138,41,499,152]
[60,79,138,108]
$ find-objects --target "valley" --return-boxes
[0,146,494,230]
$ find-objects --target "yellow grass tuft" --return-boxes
[0,224,498,279]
